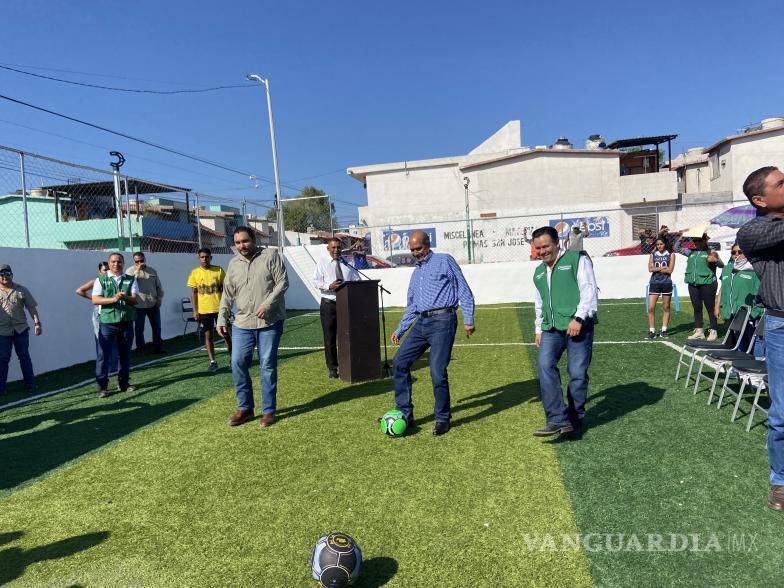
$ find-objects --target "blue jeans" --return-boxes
[0,328,35,393]
[231,321,284,414]
[92,310,118,373]
[135,306,162,350]
[765,314,784,486]
[537,320,595,428]
[393,312,458,423]
[96,321,133,391]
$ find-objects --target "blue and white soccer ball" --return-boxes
[311,532,362,587]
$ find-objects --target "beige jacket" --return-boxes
[218,248,288,329]
[126,265,164,309]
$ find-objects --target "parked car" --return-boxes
[342,252,396,269]
[603,232,719,257]
[388,253,417,267]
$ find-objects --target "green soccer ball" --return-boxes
[379,409,407,437]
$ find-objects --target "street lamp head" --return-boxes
[246,74,265,84]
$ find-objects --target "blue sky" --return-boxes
[0,1,782,225]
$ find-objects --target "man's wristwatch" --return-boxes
[572,316,584,324]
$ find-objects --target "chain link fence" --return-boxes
[343,197,750,264]
[0,144,277,254]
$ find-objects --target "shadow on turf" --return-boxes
[0,398,196,491]
[416,379,539,429]
[546,381,664,443]
[356,556,398,587]
[276,376,394,420]
[0,530,109,585]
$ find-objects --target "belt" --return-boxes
[419,307,456,318]
[767,308,784,318]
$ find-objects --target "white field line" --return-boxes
[275,340,670,351]
[381,301,654,313]
[0,344,207,412]
[1,337,690,412]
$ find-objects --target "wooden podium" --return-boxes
[335,280,381,383]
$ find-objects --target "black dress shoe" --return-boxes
[533,423,573,437]
[433,421,450,436]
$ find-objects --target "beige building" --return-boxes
[347,118,780,262]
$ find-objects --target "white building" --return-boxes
[347,118,780,262]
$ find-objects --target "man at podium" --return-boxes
[313,238,360,378]
[391,230,475,436]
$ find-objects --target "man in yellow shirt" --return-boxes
[187,248,231,372]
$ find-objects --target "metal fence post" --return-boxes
[124,178,133,253]
[19,152,30,247]
[109,152,125,251]
[194,192,203,250]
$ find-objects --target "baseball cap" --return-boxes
[0,264,11,273]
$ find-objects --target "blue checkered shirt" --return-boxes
[394,252,475,337]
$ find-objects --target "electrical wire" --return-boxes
[0,92,264,179]
[0,64,255,94]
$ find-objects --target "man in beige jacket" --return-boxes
[218,227,288,428]
[127,252,165,354]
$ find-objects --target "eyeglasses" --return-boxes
[731,250,741,255]
[0,271,12,277]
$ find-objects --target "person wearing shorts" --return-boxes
[647,237,675,338]
[187,248,231,372]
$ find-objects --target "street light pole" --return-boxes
[247,74,285,252]
[463,176,473,263]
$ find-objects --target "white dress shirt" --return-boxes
[91,271,140,297]
[312,254,360,301]
[534,248,598,334]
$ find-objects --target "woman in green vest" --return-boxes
[715,244,762,322]
[675,233,724,341]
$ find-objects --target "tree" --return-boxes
[266,186,337,233]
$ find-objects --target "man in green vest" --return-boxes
[91,252,139,398]
[531,226,598,438]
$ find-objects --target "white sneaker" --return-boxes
[706,329,718,342]
[208,361,219,373]
[688,328,705,340]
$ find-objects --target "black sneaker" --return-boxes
[328,369,339,379]
[659,330,670,338]
[433,421,450,436]
[647,331,657,340]
[533,423,573,437]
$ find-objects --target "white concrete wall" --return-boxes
[362,254,699,312]
[2,245,727,382]
[0,247,320,383]
[464,152,621,213]
[364,164,464,225]
[619,171,678,205]
[728,129,784,197]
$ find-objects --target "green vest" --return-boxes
[534,250,592,331]
[98,273,136,323]
[684,250,715,285]
[719,263,762,320]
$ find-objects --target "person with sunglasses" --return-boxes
[715,244,762,324]
[0,264,41,395]
[187,248,231,372]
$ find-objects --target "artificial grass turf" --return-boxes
[2,301,776,586]
[0,307,591,586]
[512,303,782,587]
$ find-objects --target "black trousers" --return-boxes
[688,282,718,330]
[320,299,338,371]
